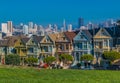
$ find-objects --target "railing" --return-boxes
[73,48,89,51]
[57,49,70,52]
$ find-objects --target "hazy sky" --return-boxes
[0,0,120,25]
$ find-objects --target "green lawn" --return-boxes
[0,66,120,83]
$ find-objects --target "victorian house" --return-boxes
[93,28,113,64]
[38,35,55,62]
[55,32,76,55]
[72,30,93,66]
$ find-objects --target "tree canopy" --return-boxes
[25,57,38,66]
[44,56,56,65]
[59,54,73,61]
[102,51,120,62]
[59,54,73,64]
[80,54,94,61]
[5,54,20,66]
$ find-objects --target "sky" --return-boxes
[0,0,120,26]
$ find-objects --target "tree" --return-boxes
[80,54,94,61]
[44,56,56,65]
[25,57,38,66]
[59,54,73,65]
[5,54,20,66]
[80,54,94,68]
[102,51,120,62]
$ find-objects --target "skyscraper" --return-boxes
[78,17,84,28]
[1,23,7,33]
[23,25,29,35]
[63,19,66,31]
[7,21,13,33]
[28,22,33,29]
[87,22,93,30]
[53,24,58,32]
[68,24,72,32]
[34,24,38,30]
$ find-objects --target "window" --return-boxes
[60,44,62,50]
[79,43,82,49]
[28,48,34,53]
[66,44,69,50]
[76,53,79,61]
[104,40,108,47]
[63,37,66,40]
[83,42,87,49]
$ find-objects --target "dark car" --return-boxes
[107,65,120,70]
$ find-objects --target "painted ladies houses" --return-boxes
[38,35,55,62]
[92,28,113,64]
[26,35,39,58]
[72,30,93,66]
[55,32,76,56]
[64,31,76,55]
[0,36,25,64]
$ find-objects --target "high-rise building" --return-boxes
[7,21,13,33]
[23,25,29,35]
[87,22,93,30]
[78,17,84,28]
[68,24,72,32]
[63,19,66,31]
[28,22,33,29]
[34,24,38,30]
[1,23,8,33]
[61,27,64,32]
[53,24,58,32]
[48,24,52,29]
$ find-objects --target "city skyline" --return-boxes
[0,0,120,25]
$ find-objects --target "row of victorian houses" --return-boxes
[0,26,120,66]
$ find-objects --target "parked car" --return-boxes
[107,65,120,70]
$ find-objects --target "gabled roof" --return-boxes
[88,28,100,36]
[1,35,28,47]
[32,35,45,43]
[4,36,19,47]
[55,32,69,43]
[64,31,76,41]
[74,30,92,41]
[104,28,114,37]
[21,38,30,44]
[48,33,58,42]
[0,39,8,47]
[82,30,92,41]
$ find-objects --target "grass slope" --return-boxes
[0,66,120,83]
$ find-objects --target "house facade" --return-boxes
[72,30,93,66]
[55,32,72,56]
[38,35,55,62]
[93,28,113,64]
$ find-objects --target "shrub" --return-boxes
[102,51,120,62]
[5,54,20,66]
[25,57,38,66]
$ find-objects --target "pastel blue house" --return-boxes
[72,30,93,66]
